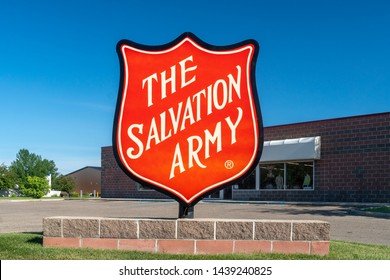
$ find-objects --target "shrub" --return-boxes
[52,175,75,196]
[20,176,50,199]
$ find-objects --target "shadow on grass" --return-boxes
[23,232,43,245]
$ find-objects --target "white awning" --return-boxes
[260,136,321,162]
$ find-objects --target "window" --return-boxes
[258,161,314,190]
[260,163,284,189]
[286,161,313,190]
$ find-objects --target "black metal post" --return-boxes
[178,204,194,218]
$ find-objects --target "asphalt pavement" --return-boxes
[0,199,389,246]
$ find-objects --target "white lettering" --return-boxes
[170,143,185,179]
[161,65,176,100]
[129,60,246,182]
[180,97,195,131]
[141,56,198,108]
[213,79,228,110]
[168,110,242,179]
[126,124,144,159]
[225,107,243,144]
[142,73,158,107]
[179,55,197,88]
[145,117,160,150]
[187,136,207,169]
[227,65,241,101]
[168,102,183,134]
[204,122,222,159]
[192,89,205,122]
[159,111,172,142]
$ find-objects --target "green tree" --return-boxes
[20,176,50,198]
[52,175,75,195]
[10,149,59,186]
[0,164,17,190]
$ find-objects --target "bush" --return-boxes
[20,176,50,199]
[52,175,75,196]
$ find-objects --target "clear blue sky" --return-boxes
[1,0,389,174]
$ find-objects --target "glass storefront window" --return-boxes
[286,161,313,189]
[260,163,284,189]
[257,161,314,190]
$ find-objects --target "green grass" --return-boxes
[0,233,389,260]
[364,206,390,213]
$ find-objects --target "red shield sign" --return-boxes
[114,32,263,207]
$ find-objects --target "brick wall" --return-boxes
[258,112,390,203]
[102,112,390,203]
[101,146,169,199]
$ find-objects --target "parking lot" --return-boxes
[0,199,389,246]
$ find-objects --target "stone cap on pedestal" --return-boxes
[44,217,330,241]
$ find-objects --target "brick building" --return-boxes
[66,166,102,196]
[101,112,390,203]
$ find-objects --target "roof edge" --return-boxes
[265,112,390,129]
[65,166,102,176]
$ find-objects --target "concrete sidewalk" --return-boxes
[0,199,389,245]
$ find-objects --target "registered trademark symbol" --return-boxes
[224,160,234,169]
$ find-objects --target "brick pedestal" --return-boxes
[43,217,330,255]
